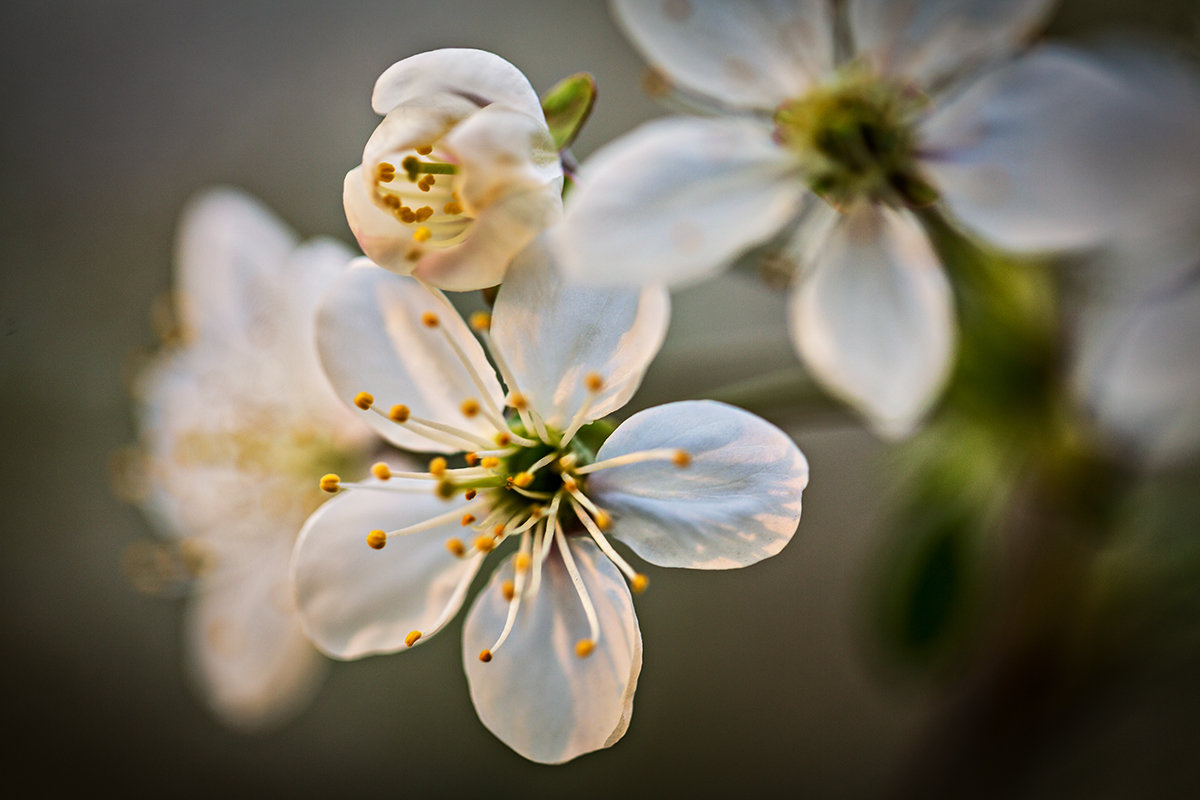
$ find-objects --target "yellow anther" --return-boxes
[413,226,432,243]
[415,205,434,222]
[512,472,533,488]
[562,475,578,492]
[420,311,439,328]
[631,574,649,594]
[673,450,692,468]
[429,457,447,477]
[399,207,417,223]
[478,649,493,663]
[405,630,422,647]
[375,162,396,183]
[508,391,528,410]
[464,489,477,501]
[492,524,506,537]
[514,553,532,572]
[465,452,480,466]
[446,537,466,557]
[460,399,481,418]
[469,311,491,332]
[416,145,433,156]
[593,510,612,531]
[381,194,401,209]
[389,404,411,422]
[436,480,457,499]
[371,462,392,480]
[474,535,496,553]
[443,201,463,215]
[366,530,388,550]
[495,432,512,446]
[584,372,604,392]
[480,456,501,469]
[353,391,374,410]
[319,474,340,493]
[501,580,516,601]
[461,513,477,526]
[419,175,436,190]
[575,639,596,658]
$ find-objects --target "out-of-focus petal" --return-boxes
[491,238,669,429]
[186,535,326,730]
[558,116,803,287]
[291,485,484,659]
[611,0,834,110]
[463,537,641,764]
[788,205,955,437]
[920,45,1192,252]
[372,48,543,121]
[175,188,297,345]
[589,400,807,569]
[315,260,505,451]
[849,0,1055,88]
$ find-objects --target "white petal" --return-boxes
[175,188,297,344]
[921,45,1195,252]
[463,537,641,764]
[185,535,326,730]
[788,205,955,437]
[490,238,670,429]
[291,485,484,659]
[315,260,505,452]
[588,400,807,569]
[558,116,803,287]
[849,0,1054,88]
[371,48,544,121]
[611,0,834,109]
[442,104,561,212]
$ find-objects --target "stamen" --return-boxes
[366,530,388,550]
[373,405,498,450]
[554,521,601,655]
[405,630,422,647]
[375,162,396,183]
[460,399,481,418]
[469,311,491,332]
[319,473,340,493]
[483,530,533,660]
[416,145,433,156]
[413,226,432,243]
[569,495,641,584]
[574,449,692,474]
[560,372,606,447]
[446,537,466,557]
[354,391,375,410]
[371,462,391,480]
[385,501,485,540]
[464,489,477,501]
[471,323,547,442]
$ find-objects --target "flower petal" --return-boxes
[558,116,804,287]
[788,205,955,437]
[849,0,1054,88]
[920,45,1194,252]
[175,188,297,344]
[371,48,543,121]
[611,0,834,109]
[315,260,505,452]
[291,484,484,659]
[186,535,326,730]
[442,103,561,212]
[463,537,641,764]
[490,237,670,429]
[589,400,808,569]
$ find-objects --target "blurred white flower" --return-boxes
[558,0,1190,436]
[344,48,563,291]
[291,241,809,763]
[129,189,378,730]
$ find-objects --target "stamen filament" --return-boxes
[569,495,640,583]
[484,530,533,658]
[574,449,689,474]
[554,521,601,652]
[510,485,554,500]
[370,406,479,451]
[332,481,453,494]
[475,327,546,442]
[386,501,486,539]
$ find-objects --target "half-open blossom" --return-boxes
[558,0,1190,436]
[344,48,563,291]
[292,241,809,763]
[128,189,377,729]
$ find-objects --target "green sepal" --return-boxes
[541,72,597,151]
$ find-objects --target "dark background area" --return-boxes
[2,1,1197,796]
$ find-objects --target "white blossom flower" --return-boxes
[344,48,563,291]
[129,189,378,729]
[558,0,1190,436]
[291,240,809,763]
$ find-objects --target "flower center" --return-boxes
[372,143,474,256]
[774,71,937,208]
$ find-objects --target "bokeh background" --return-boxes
[2,1,1198,796]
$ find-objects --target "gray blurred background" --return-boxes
[2,1,1197,797]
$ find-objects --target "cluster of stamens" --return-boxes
[372,143,472,259]
[318,288,691,665]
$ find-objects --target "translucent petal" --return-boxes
[463,537,641,764]
[442,103,561,212]
[291,485,483,659]
[611,0,834,109]
[315,260,505,452]
[490,238,670,428]
[588,400,807,569]
[557,116,803,287]
[788,205,955,437]
[371,48,543,121]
